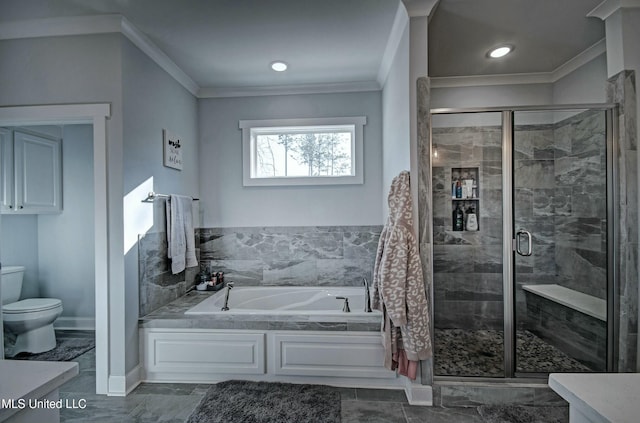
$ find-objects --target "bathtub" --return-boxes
[142,286,431,405]
[185,286,378,317]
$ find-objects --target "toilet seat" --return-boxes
[3,298,62,314]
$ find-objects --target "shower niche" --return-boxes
[451,167,479,231]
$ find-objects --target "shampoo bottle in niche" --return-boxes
[453,203,464,231]
[455,180,462,198]
[466,205,478,231]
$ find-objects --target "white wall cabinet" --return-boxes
[0,129,62,214]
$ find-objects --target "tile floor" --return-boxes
[434,328,591,377]
[59,348,487,423]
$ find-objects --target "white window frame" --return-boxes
[239,116,366,186]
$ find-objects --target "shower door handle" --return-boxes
[515,229,532,256]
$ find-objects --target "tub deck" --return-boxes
[139,290,381,332]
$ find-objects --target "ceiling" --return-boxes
[428,0,605,78]
[0,0,607,92]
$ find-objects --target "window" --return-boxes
[239,117,366,186]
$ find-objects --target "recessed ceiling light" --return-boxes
[270,61,288,72]
[488,45,513,58]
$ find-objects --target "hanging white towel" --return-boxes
[166,194,198,274]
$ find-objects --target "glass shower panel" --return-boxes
[513,109,608,374]
[432,112,505,377]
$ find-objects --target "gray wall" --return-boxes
[197,92,384,227]
[121,37,199,366]
[381,23,410,217]
[38,124,95,321]
[0,215,39,298]
[553,55,607,105]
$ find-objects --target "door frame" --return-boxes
[0,103,111,394]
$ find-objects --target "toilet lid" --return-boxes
[3,298,62,314]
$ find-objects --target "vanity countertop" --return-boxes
[0,360,78,422]
[549,373,640,423]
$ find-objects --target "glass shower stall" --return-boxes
[430,105,616,378]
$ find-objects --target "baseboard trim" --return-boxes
[54,317,95,331]
[125,365,142,395]
[404,379,433,406]
[107,365,142,397]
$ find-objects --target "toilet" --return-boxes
[1,266,63,357]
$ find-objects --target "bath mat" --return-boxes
[478,404,568,423]
[186,380,341,423]
[7,338,95,362]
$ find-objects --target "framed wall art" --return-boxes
[163,129,183,170]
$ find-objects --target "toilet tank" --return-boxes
[1,266,25,305]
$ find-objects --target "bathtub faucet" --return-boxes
[336,296,351,313]
[221,282,234,311]
[363,278,372,312]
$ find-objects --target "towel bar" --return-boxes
[142,191,199,203]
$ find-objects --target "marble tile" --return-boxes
[262,260,318,285]
[202,260,263,285]
[341,400,407,423]
[356,388,407,403]
[343,229,381,259]
[438,385,536,407]
[128,394,203,422]
[481,161,502,189]
[316,258,373,286]
[403,404,483,423]
[515,159,555,189]
[555,152,602,187]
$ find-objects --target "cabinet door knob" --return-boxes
[19,205,23,209]
[8,205,12,209]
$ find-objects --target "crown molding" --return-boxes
[588,0,640,20]
[377,2,409,86]
[551,39,606,81]
[401,0,440,18]
[0,14,199,96]
[119,17,199,95]
[198,81,381,98]
[0,14,122,39]
[431,39,606,89]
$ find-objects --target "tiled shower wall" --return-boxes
[432,110,607,332]
[514,110,607,303]
[608,70,638,372]
[432,125,504,331]
[139,225,381,316]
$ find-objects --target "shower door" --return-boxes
[431,106,615,378]
[511,108,612,376]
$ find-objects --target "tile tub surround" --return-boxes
[138,231,200,317]
[197,226,382,287]
[138,225,379,316]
